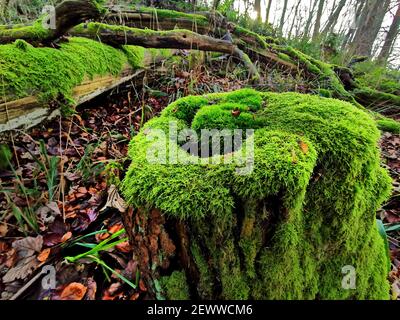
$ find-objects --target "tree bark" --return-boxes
[302,0,318,40]
[350,0,391,57]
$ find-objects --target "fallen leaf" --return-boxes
[108,222,124,235]
[37,248,51,263]
[2,236,43,283]
[60,282,87,300]
[78,187,88,194]
[139,279,147,292]
[85,278,97,300]
[299,140,309,154]
[0,223,8,237]
[61,232,73,243]
[116,241,131,253]
[130,293,140,300]
[100,185,128,213]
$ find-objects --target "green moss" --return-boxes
[0,20,49,43]
[138,7,209,25]
[0,144,12,170]
[122,89,392,300]
[376,118,400,134]
[317,88,333,98]
[0,37,147,107]
[277,52,293,63]
[233,26,268,49]
[160,271,190,300]
[191,242,214,299]
[353,88,400,109]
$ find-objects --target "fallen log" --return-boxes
[0,36,175,133]
[70,22,259,79]
[0,66,142,133]
[0,0,103,44]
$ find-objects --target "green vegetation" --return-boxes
[160,271,190,300]
[0,37,128,105]
[122,89,392,299]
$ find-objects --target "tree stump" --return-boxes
[121,89,392,300]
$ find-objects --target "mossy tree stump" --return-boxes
[122,89,391,300]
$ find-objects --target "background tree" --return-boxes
[378,0,400,63]
[312,0,325,41]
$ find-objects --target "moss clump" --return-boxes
[160,271,190,300]
[123,89,392,300]
[138,7,209,25]
[376,118,400,134]
[0,37,146,106]
[0,20,49,43]
[353,88,400,113]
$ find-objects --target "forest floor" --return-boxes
[0,59,399,300]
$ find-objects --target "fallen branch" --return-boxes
[70,23,260,79]
[0,0,103,44]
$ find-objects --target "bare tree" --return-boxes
[321,0,346,36]
[378,0,400,62]
[312,0,325,41]
[265,0,273,23]
[254,0,262,21]
[302,0,318,40]
[278,0,289,34]
[350,0,391,56]
[288,0,302,38]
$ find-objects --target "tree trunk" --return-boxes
[70,23,259,79]
[302,0,318,40]
[254,0,262,22]
[350,0,391,57]
[265,0,273,24]
[321,0,346,36]
[312,0,325,41]
[288,0,302,39]
[278,0,289,35]
[377,0,400,63]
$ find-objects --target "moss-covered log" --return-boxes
[70,23,259,79]
[0,0,104,44]
[0,37,172,132]
[121,89,392,300]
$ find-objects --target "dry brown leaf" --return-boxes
[139,279,147,292]
[299,140,309,154]
[61,232,72,243]
[85,278,97,300]
[116,241,131,253]
[60,282,87,300]
[2,256,38,283]
[108,222,124,235]
[100,185,128,213]
[0,223,8,237]
[2,236,43,283]
[130,293,140,300]
[37,248,51,263]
